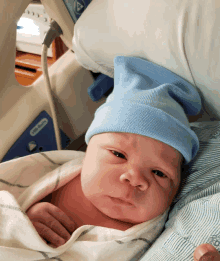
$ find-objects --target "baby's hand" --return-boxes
[26,202,76,248]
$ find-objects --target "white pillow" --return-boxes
[72,0,220,120]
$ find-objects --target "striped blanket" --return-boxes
[0,150,169,261]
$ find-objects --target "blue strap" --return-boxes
[87,74,114,101]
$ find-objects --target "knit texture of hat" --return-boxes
[85,56,202,164]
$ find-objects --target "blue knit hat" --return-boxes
[85,56,202,164]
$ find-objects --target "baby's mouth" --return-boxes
[109,196,133,206]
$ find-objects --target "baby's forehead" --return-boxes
[102,132,148,150]
[107,132,165,148]
[110,132,138,144]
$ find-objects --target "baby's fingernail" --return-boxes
[199,252,216,261]
[71,224,76,232]
[65,234,71,241]
[56,238,65,247]
[195,245,217,261]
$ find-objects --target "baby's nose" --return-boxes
[119,170,148,191]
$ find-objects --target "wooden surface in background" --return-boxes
[15,37,68,86]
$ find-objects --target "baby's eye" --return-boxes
[111,151,126,159]
[152,170,167,178]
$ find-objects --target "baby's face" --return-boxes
[81,132,183,224]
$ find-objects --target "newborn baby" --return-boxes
[27,132,183,247]
[26,56,201,249]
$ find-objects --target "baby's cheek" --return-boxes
[166,183,180,204]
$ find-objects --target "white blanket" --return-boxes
[0,150,169,261]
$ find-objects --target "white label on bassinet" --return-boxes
[30,118,48,136]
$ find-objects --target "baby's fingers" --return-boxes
[33,221,66,248]
[42,211,72,242]
[194,244,220,261]
[47,205,76,234]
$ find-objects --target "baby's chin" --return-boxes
[109,213,151,225]
[112,207,171,225]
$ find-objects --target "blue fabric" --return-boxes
[87,74,114,101]
[85,56,202,163]
[138,121,220,261]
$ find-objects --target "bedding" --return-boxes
[0,121,219,260]
[72,0,220,120]
[0,151,168,261]
[140,121,220,260]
